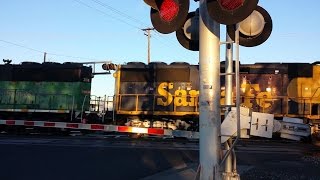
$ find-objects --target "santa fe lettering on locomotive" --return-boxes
[156,82,273,109]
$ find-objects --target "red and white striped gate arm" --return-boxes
[0,119,199,139]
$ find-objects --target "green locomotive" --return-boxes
[0,61,92,122]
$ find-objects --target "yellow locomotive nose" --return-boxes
[287,66,320,104]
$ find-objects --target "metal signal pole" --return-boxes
[224,34,234,179]
[142,27,154,64]
[223,34,241,180]
[199,0,221,179]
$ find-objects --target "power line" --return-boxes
[0,39,43,54]
[0,39,101,61]
[1,5,196,63]
[48,52,101,61]
[152,33,198,61]
[73,0,142,30]
[72,0,197,62]
[90,0,147,27]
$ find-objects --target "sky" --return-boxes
[0,0,319,97]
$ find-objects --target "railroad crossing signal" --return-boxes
[227,6,273,47]
[144,0,189,34]
[143,0,271,50]
[176,11,199,51]
[175,6,272,50]
[206,0,259,25]
[102,63,117,71]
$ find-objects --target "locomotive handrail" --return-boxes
[311,87,320,98]
[115,93,320,118]
[90,95,103,112]
[117,94,288,114]
[89,95,114,111]
[117,94,155,112]
[80,95,88,121]
[116,93,200,114]
[70,95,75,121]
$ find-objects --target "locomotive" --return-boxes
[112,61,199,129]
[0,61,94,122]
[112,61,320,138]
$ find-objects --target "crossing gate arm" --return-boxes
[0,120,199,138]
[0,117,312,141]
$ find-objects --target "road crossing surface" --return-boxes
[0,135,319,180]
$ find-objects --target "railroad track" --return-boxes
[0,133,318,154]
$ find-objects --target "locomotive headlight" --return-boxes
[241,87,246,93]
[266,87,271,92]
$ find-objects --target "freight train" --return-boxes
[1,60,320,141]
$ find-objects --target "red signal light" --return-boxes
[219,0,244,11]
[145,0,189,34]
[159,0,180,22]
[207,0,258,25]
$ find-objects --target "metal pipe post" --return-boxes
[235,25,241,140]
[225,35,233,109]
[147,29,151,64]
[199,1,221,179]
[224,34,233,177]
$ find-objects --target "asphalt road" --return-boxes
[0,135,319,180]
[0,135,198,180]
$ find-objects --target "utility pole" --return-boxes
[199,0,221,179]
[142,27,154,64]
[43,52,47,63]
